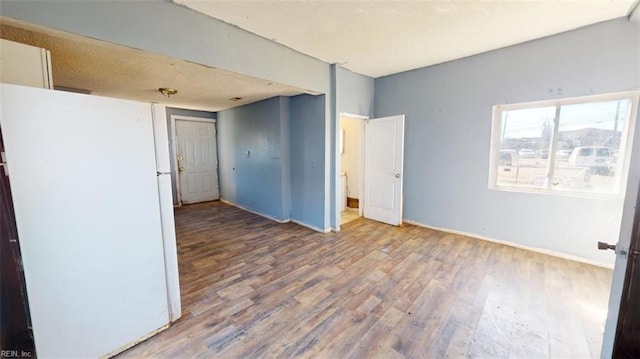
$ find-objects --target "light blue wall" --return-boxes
[217,97,290,221]
[331,66,375,229]
[336,66,376,117]
[218,94,327,229]
[375,17,640,265]
[165,107,216,205]
[0,0,330,94]
[290,94,327,231]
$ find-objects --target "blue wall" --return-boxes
[290,94,327,231]
[165,107,216,205]
[374,17,640,265]
[331,66,375,229]
[217,94,327,230]
[217,97,290,221]
[336,66,375,117]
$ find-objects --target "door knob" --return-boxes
[179,167,184,172]
[395,173,401,178]
[597,241,616,251]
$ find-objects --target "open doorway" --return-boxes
[339,114,367,225]
[338,113,406,228]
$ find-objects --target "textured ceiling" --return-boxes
[2,1,636,111]
[175,0,637,78]
[0,18,307,112]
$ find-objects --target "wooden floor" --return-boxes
[341,209,360,225]
[118,201,613,358]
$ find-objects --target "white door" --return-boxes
[0,84,170,358]
[176,120,220,204]
[363,115,405,226]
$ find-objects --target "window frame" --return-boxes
[488,91,640,199]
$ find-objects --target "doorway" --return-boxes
[339,114,365,225]
[171,116,220,205]
[337,113,405,228]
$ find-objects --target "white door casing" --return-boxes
[175,120,220,204]
[363,115,405,226]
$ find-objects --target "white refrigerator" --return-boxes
[0,83,180,358]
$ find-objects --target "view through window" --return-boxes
[490,92,638,197]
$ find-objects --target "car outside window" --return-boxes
[489,91,639,198]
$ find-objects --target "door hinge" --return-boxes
[1,163,8,177]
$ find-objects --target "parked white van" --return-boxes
[568,146,613,175]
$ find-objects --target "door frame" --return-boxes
[337,112,368,230]
[170,115,217,206]
[362,115,405,226]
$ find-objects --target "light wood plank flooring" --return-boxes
[118,201,612,358]
[341,209,360,225]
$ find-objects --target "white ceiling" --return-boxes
[0,18,307,112]
[175,0,637,78]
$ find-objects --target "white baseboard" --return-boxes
[220,199,290,224]
[402,218,614,269]
[219,200,333,234]
[291,219,331,233]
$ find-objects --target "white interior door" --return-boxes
[363,115,405,226]
[176,120,219,204]
[0,84,169,358]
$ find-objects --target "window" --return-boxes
[489,91,639,197]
